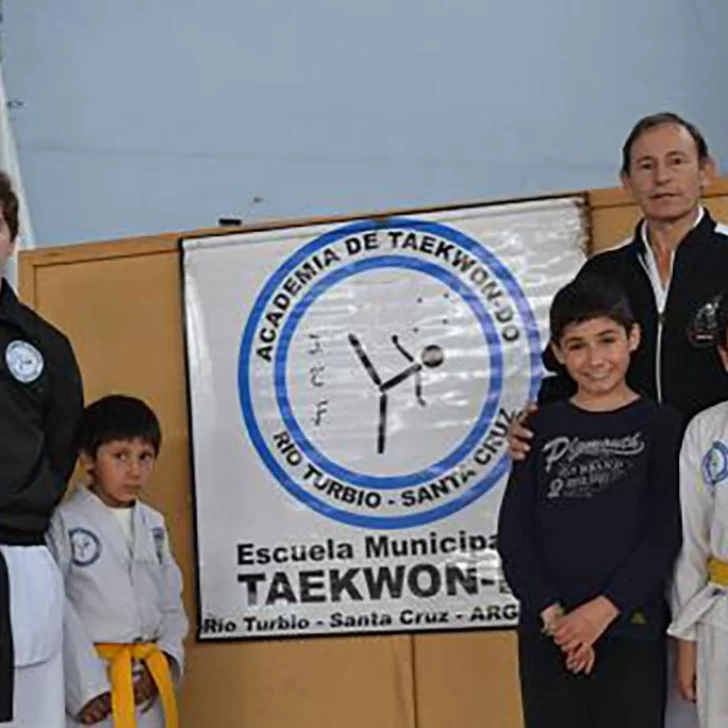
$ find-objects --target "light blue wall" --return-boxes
[4,0,728,246]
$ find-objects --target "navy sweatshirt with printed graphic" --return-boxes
[497,397,682,641]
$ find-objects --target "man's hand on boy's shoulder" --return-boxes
[78,692,111,725]
[507,403,538,461]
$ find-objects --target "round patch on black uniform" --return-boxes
[687,294,723,348]
[5,340,44,383]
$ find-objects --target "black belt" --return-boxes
[0,534,45,723]
[0,550,13,722]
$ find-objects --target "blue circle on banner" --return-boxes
[275,255,503,489]
[238,218,542,529]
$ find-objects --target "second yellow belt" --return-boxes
[707,556,728,588]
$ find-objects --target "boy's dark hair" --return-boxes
[621,112,709,174]
[550,274,636,343]
[0,171,20,241]
[76,394,162,457]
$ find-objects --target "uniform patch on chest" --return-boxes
[69,527,102,567]
[5,340,44,383]
[687,294,723,349]
[701,441,728,489]
[152,527,165,564]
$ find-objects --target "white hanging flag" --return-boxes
[0,61,34,287]
[182,198,587,640]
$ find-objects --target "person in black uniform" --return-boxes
[0,171,83,725]
[514,112,728,426]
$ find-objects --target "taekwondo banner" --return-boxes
[183,198,587,640]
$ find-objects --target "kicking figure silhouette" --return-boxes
[348,333,445,454]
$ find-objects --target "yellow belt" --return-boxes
[708,557,728,588]
[95,643,179,728]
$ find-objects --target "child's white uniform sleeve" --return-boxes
[46,510,111,718]
[669,416,714,642]
[155,522,188,678]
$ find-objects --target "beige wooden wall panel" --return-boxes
[588,177,728,254]
[413,631,522,728]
